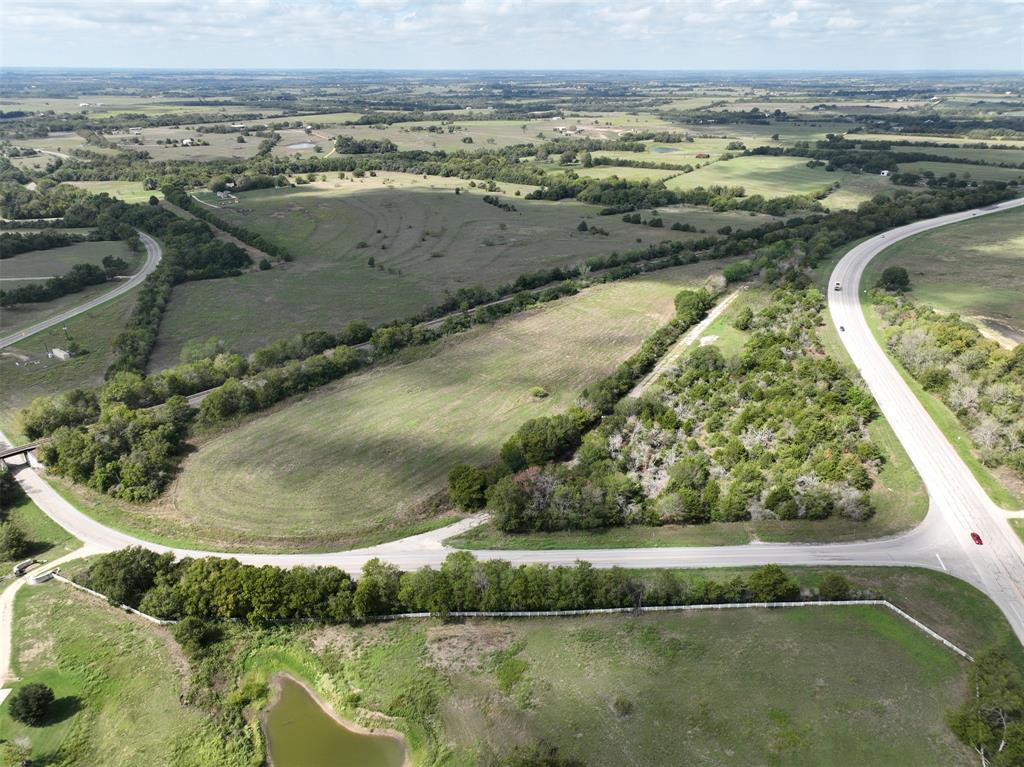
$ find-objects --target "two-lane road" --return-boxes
[0,230,161,349]
[3,198,1023,645]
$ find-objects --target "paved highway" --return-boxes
[0,230,161,349]
[3,198,1023,645]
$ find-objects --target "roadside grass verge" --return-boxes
[0,492,76,571]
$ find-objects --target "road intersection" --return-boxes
[3,198,1023,645]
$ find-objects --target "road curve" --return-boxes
[0,230,161,349]
[3,199,1023,645]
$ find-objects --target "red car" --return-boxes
[971,532,983,545]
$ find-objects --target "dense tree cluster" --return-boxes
[334,135,399,154]
[38,397,192,501]
[489,289,880,532]
[946,648,1024,767]
[78,548,811,625]
[877,294,1024,478]
[0,228,93,258]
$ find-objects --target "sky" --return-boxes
[1,0,1022,72]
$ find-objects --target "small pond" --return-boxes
[652,146,679,153]
[286,142,316,150]
[264,675,407,767]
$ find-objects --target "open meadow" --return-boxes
[65,180,164,204]
[0,585,247,767]
[80,262,726,551]
[897,160,1024,183]
[864,205,1024,343]
[7,566,1011,767]
[149,172,711,368]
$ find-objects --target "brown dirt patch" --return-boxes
[425,621,518,673]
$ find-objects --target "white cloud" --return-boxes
[826,14,866,29]
[769,10,799,27]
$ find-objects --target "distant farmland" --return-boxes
[149,172,713,368]
[160,262,730,551]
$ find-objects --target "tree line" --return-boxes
[78,547,834,628]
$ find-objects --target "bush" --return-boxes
[818,573,851,601]
[172,616,219,656]
[8,683,54,726]
[448,464,488,510]
[876,266,911,292]
[0,522,29,561]
[747,564,800,602]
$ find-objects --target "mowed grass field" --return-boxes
[663,154,890,207]
[436,608,970,766]
[149,172,708,368]
[65,180,164,204]
[0,585,247,767]
[157,263,728,551]
[270,568,1003,767]
[864,206,1024,342]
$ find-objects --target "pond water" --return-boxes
[286,142,316,150]
[652,146,679,153]
[264,676,406,767]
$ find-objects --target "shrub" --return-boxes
[818,573,851,601]
[0,522,29,561]
[448,464,488,510]
[8,683,54,726]
[747,564,800,602]
[876,266,911,292]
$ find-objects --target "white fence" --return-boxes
[47,575,974,662]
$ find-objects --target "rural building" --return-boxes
[182,138,194,146]
[696,153,710,158]
[49,348,70,361]
[880,169,891,177]
[129,127,143,134]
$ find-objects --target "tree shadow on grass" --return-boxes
[44,695,82,725]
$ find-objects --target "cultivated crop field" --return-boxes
[149,173,708,368]
[864,206,1024,342]
[151,263,728,551]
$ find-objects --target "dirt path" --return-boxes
[628,288,742,398]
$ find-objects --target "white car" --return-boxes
[833,282,842,292]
